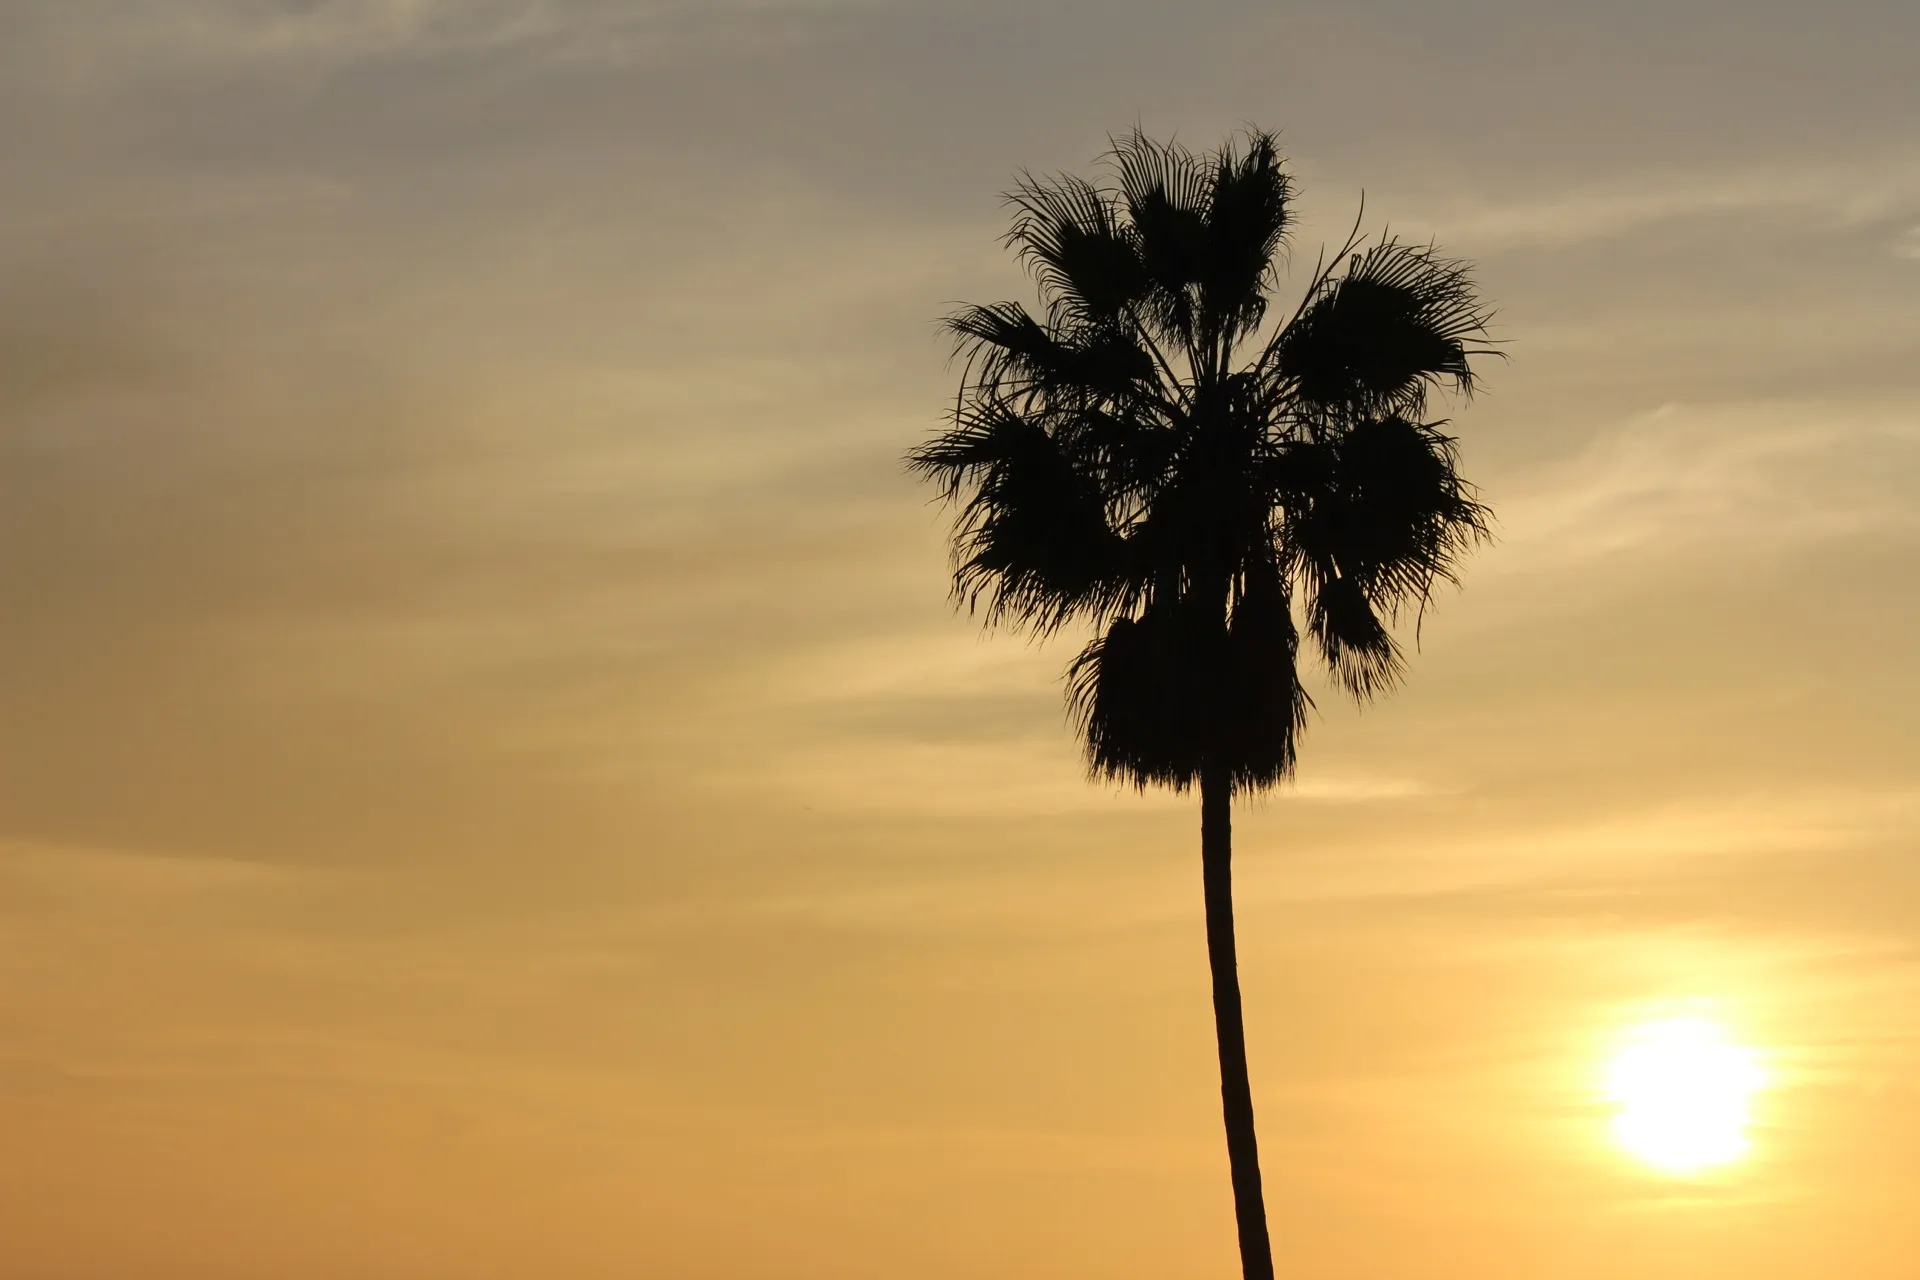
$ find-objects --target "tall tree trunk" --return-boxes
[1202,764,1274,1280]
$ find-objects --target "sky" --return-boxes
[3,1,1919,1276]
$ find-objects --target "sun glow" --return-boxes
[1604,1017,1765,1174]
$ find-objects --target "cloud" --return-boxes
[1401,151,1920,252]
[0,839,311,906]
[7,0,890,88]
[1484,402,1920,579]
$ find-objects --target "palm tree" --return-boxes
[908,129,1495,1280]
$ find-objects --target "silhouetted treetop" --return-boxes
[911,128,1495,794]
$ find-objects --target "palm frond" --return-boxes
[1268,240,1495,417]
[909,401,1142,632]
[944,301,1159,406]
[1108,130,1212,351]
[1220,554,1312,786]
[1302,570,1402,698]
[1004,174,1147,328]
[1278,415,1489,696]
[1066,600,1219,790]
[1194,130,1293,347]
[1066,556,1310,791]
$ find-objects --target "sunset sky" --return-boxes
[4,3,1920,1277]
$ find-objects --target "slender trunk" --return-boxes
[1202,764,1274,1280]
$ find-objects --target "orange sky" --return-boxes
[4,3,1920,1277]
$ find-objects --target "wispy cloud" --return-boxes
[9,0,886,85]
[1485,402,1920,578]
[1402,151,1920,251]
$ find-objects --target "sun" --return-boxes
[1604,1017,1765,1174]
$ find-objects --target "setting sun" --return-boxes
[1605,1017,1766,1174]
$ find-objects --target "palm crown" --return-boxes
[911,129,1495,793]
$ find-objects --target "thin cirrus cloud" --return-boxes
[1409,150,1920,252]
[1486,403,1920,577]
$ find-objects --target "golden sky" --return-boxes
[4,2,1920,1276]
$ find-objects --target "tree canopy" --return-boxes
[911,129,1496,793]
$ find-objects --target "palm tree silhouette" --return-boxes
[909,129,1495,1280]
